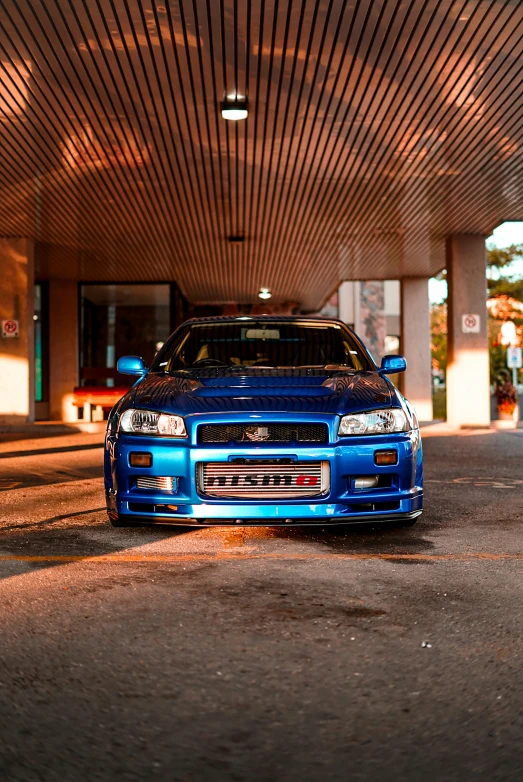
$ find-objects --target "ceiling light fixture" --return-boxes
[228,235,245,243]
[221,97,248,121]
[258,287,271,300]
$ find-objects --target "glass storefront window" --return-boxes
[80,284,171,387]
[34,283,48,403]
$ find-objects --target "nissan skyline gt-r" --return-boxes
[104,316,423,527]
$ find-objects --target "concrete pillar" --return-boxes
[338,281,356,327]
[359,281,386,362]
[49,280,78,421]
[400,278,433,421]
[0,238,35,424]
[446,234,490,428]
[384,281,401,339]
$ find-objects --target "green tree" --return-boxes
[432,241,523,387]
[435,242,523,298]
[487,243,523,299]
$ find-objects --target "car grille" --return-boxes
[198,423,328,444]
[198,461,330,499]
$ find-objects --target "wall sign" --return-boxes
[2,319,19,338]
[507,347,522,369]
[461,313,480,333]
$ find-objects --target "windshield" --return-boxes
[151,320,374,372]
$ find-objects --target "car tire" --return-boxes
[107,513,135,528]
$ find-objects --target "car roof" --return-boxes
[180,315,350,327]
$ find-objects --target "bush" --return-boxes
[496,376,518,414]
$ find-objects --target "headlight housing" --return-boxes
[120,409,187,437]
[338,408,408,436]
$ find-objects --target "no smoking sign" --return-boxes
[461,313,481,334]
[2,319,20,338]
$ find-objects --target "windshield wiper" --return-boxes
[274,365,354,370]
[322,364,357,371]
[228,364,275,369]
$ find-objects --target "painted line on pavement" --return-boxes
[425,477,523,489]
[0,552,521,563]
[0,443,103,459]
[0,507,107,532]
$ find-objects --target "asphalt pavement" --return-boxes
[0,426,522,781]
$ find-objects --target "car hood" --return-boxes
[128,368,395,416]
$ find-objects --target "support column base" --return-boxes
[447,352,490,429]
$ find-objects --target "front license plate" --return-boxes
[198,461,330,499]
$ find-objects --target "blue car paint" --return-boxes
[104,316,423,526]
[117,355,147,376]
[379,354,407,374]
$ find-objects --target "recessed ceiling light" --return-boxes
[221,98,248,121]
[228,235,245,243]
[258,287,271,300]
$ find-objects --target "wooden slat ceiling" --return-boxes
[1,1,523,308]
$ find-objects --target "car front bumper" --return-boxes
[105,419,423,526]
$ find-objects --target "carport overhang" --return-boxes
[1,0,522,426]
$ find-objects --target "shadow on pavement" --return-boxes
[0,507,109,532]
[260,521,436,557]
[1,466,103,490]
[0,516,196,581]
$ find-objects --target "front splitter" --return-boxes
[114,510,422,527]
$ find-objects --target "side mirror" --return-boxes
[117,356,147,376]
[379,354,407,375]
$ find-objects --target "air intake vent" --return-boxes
[198,423,328,444]
[198,461,330,499]
[135,476,174,492]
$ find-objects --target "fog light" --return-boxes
[375,450,398,466]
[130,452,152,467]
[354,476,379,490]
[136,476,175,491]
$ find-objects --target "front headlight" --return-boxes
[338,408,408,436]
[120,409,187,437]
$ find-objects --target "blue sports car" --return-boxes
[104,316,423,527]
